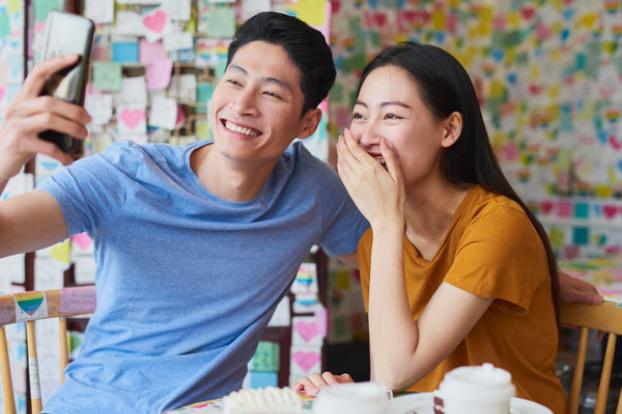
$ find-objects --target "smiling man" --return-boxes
[0,12,367,414]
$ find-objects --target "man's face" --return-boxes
[210,41,311,167]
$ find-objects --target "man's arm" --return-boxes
[0,190,67,257]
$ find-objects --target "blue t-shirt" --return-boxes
[38,140,368,414]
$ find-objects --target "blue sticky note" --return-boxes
[572,227,589,246]
[249,371,278,389]
[574,203,589,219]
[112,41,139,64]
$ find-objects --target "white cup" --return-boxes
[434,363,515,414]
[313,382,391,414]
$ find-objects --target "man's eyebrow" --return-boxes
[228,64,294,94]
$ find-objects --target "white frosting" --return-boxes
[223,387,303,414]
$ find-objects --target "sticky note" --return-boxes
[250,341,279,372]
[112,41,139,64]
[92,62,122,91]
[140,40,168,65]
[197,82,214,103]
[117,104,147,135]
[0,13,9,39]
[34,0,61,22]
[249,372,278,389]
[204,7,236,38]
[148,95,177,130]
[574,202,589,219]
[556,200,573,218]
[146,58,173,90]
[573,227,589,246]
[294,0,326,26]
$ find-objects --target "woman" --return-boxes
[296,42,566,413]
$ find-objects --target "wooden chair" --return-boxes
[0,286,96,414]
[561,302,622,414]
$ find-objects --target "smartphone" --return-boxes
[39,12,95,153]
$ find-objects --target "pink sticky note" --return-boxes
[71,232,93,252]
[140,40,167,65]
[60,286,97,314]
[146,58,173,91]
[556,201,572,218]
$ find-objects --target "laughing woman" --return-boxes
[297,42,566,413]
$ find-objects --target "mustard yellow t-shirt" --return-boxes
[357,186,565,413]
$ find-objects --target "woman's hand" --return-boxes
[0,54,91,183]
[336,129,405,229]
[293,372,354,397]
[558,271,603,304]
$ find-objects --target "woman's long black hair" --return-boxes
[356,42,560,324]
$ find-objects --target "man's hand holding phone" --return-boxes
[0,55,91,185]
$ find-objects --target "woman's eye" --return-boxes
[385,113,402,120]
[352,112,364,120]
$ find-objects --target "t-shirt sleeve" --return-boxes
[445,205,546,315]
[356,230,373,312]
[37,142,135,237]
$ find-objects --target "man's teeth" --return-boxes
[225,121,258,137]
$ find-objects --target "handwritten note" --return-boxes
[163,30,193,51]
[170,73,197,104]
[114,11,145,37]
[162,0,191,21]
[140,40,168,65]
[203,8,236,38]
[146,58,173,90]
[60,286,97,314]
[85,94,113,125]
[92,62,122,92]
[149,96,177,130]
[84,0,114,24]
[120,77,148,105]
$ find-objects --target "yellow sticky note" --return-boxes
[50,240,71,264]
[489,80,505,99]
[431,10,445,30]
[8,0,21,14]
[578,12,598,29]
[295,0,326,26]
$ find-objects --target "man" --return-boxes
[0,11,601,414]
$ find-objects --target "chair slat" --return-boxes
[568,327,589,414]
[0,326,16,414]
[26,321,42,414]
[594,333,616,414]
[59,318,68,384]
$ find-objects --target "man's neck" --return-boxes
[190,144,276,202]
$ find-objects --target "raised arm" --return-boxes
[0,55,91,257]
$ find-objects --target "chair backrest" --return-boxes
[0,286,96,414]
[560,302,622,414]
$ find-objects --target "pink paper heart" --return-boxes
[293,351,319,372]
[71,232,92,251]
[120,108,145,129]
[541,200,554,214]
[603,204,617,219]
[295,320,319,342]
[143,10,167,33]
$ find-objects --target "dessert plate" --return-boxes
[390,393,552,414]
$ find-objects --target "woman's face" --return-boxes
[349,65,451,187]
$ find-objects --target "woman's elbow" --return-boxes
[373,365,414,391]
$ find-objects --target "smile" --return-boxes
[222,120,261,137]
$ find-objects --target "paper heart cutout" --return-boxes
[521,7,535,20]
[144,10,167,33]
[603,204,617,219]
[295,320,319,342]
[120,108,145,129]
[293,351,319,372]
[72,232,92,251]
[541,200,554,214]
[16,293,44,316]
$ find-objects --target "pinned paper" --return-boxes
[163,31,193,51]
[49,240,71,265]
[14,291,48,322]
[120,77,148,105]
[267,296,290,327]
[149,96,177,130]
[143,8,172,42]
[197,82,214,103]
[114,11,145,37]
[241,0,271,20]
[170,73,197,104]
[84,0,114,24]
[162,0,191,21]
[112,40,139,64]
[203,7,236,38]
[117,104,147,135]
[250,341,279,372]
[146,58,173,90]
[74,255,97,285]
[34,0,61,22]
[60,286,97,314]
[85,94,113,125]
[290,346,321,375]
[293,293,322,314]
[140,40,168,65]
[92,62,122,92]
[71,232,94,255]
[292,315,324,346]
[291,262,318,294]
[294,0,327,26]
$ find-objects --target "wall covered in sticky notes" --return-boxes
[330,1,622,258]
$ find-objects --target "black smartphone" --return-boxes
[39,11,95,153]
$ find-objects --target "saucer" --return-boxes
[390,393,552,414]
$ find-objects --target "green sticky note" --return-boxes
[204,7,235,38]
[215,59,227,80]
[93,62,122,91]
[197,82,214,103]
[34,0,61,22]
[250,341,279,372]
[572,227,589,246]
[0,12,9,39]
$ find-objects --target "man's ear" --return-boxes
[297,108,322,140]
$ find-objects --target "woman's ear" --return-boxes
[297,108,322,139]
[440,112,463,148]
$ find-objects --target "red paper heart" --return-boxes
[603,204,617,219]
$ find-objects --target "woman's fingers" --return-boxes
[17,54,80,99]
[380,138,403,185]
[336,373,354,383]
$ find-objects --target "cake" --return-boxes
[223,387,303,414]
